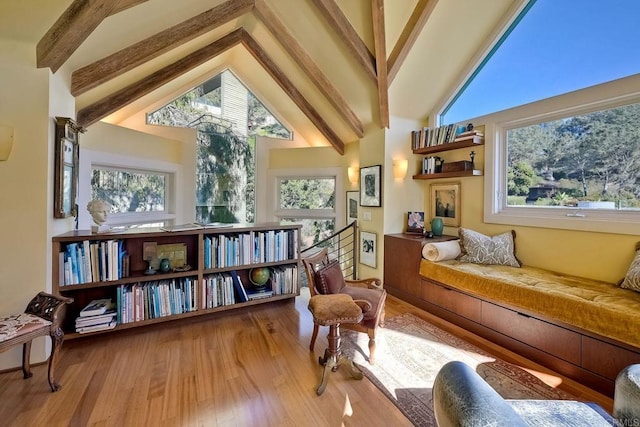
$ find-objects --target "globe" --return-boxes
[249,267,270,288]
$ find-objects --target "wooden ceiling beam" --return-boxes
[310,0,377,84]
[372,0,389,128]
[37,0,124,72]
[110,0,150,16]
[76,29,243,128]
[388,0,438,85]
[254,0,363,138]
[71,0,254,96]
[241,31,345,155]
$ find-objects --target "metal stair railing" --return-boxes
[301,221,358,280]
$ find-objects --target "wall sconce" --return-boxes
[0,125,14,161]
[393,159,408,180]
[348,166,359,185]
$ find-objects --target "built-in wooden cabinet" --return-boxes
[53,223,301,339]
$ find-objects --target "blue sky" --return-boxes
[443,0,640,124]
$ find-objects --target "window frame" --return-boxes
[266,167,344,227]
[484,74,640,236]
[79,149,182,229]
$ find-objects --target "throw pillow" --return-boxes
[314,260,346,294]
[620,242,640,292]
[458,228,521,267]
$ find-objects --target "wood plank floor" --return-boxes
[0,288,612,426]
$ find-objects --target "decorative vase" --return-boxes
[159,258,171,273]
[430,217,444,236]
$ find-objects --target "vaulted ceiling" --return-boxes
[1,0,521,153]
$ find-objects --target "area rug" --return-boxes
[341,313,574,426]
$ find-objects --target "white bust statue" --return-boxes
[87,199,111,232]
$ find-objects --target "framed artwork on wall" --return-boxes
[406,211,425,233]
[430,182,461,227]
[346,191,359,224]
[360,165,382,207]
[53,117,82,218]
[359,230,377,268]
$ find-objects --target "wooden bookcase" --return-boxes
[52,223,301,339]
[412,135,484,180]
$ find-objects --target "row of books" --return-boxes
[422,156,443,175]
[203,229,298,269]
[60,240,129,286]
[412,125,483,150]
[75,298,117,334]
[117,278,197,324]
[270,265,299,296]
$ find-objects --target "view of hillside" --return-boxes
[507,102,640,209]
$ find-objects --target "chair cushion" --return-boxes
[340,286,385,324]
[314,260,346,294]
[307,294,363,326]
[0,313,51,342]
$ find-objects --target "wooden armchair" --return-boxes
[0,292,73,391]
[303,247,386,364]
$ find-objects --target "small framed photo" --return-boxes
[359,230,377,268]
[430,182,461,227]
[346,191,359,224]
[360,165,382,207]
[406,211,425,234]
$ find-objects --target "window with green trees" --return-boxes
[147,70,291,224]
[506,102,640,210]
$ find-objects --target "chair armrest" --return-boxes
[614,364,640,425]
[345,278,383,291]
[352,299,373,314]
[433,361,527,427]
[25,292,74,326]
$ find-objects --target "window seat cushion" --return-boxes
[419,259,640,348]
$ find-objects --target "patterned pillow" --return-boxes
[314,260,346,294]
[620,242,640,292]
[458,228,521,267]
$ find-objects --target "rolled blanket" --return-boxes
[422,240,461,262]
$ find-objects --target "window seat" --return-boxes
[416,259,640,396]
[419,259,640,349]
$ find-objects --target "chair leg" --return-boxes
[309,324,319,351]
[367,329,376,365]
[48,328,65,392]
[315,324,363,395]
[22,340,33,379]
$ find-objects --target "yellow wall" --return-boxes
[0,40,55,368]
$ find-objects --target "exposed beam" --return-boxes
[71,0,254,96]
[110,0,149,16]
[254,0,363,138]
[241,31,345,155]
[310,0,377,84]
[76,29,243,128]
[388,0,438,85]
[372,0,389,128]
[37,0,122,72]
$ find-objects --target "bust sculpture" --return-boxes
[87,199,111,233]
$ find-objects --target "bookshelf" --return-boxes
[411,129,484,180]
[52,223,301,339]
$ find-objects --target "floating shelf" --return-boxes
[412,169,483,180]
[413,136,484,155]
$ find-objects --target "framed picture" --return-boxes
[53,117,82,218]
[360,165,382,207]
[346,191,359,224]
[430,182,461,227]
[406,211,425,233]
[359,230,377,268]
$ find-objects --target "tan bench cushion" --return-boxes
[420,259,640,348]
[0,313,51,342]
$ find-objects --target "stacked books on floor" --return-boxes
[75,298,117,334]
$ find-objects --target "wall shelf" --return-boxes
[413,136,483,155]
[413,169,483,180]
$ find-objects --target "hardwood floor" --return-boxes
[0,288,612,426]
